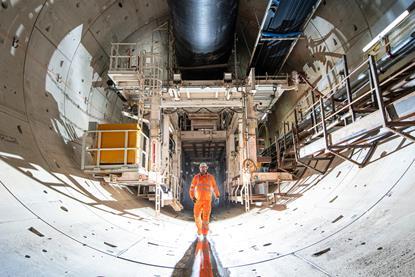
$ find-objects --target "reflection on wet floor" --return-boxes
[173,238,228,277]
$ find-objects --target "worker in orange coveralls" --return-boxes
[189,162,220,240]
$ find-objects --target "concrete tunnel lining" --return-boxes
[1,122,414,275]
[0,0,415,276]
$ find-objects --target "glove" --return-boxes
[192,197,197,204]
[214,198,219,205]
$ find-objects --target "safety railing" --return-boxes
[140,51,163,93]
[168,174,181,203]
[108,44,163,96]
[255,73,289,84]
[303,55,414,141]
[81,129,149,173]
[242,171,251,212]
[274,10,415,140]
[261,50,415,174]
[109,43,139,72]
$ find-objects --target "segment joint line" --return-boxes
[292,252,332,276]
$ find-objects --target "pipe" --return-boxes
[261,31,302,39]
[333,32,415,101]
[168,0,238,69]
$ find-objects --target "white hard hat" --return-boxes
[199,162,208,168]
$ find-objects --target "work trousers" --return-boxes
[193,200,212,235]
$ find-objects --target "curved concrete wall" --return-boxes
[213,138,415,276]
[0,0,414,276]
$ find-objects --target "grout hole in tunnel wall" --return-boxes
[312,248,331,257]
[332,215,343,223]
[28,227,45,237]
[329,195,338,203]
[104,242,117,248]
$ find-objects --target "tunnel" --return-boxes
[0,0,415,276]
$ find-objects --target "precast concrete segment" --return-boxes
[1,132,414,275]
[0,158,196,267]
[1,0,415,276]
[210,137,415,275]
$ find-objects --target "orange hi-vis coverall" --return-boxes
[189,173,220,235]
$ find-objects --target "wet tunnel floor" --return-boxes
[0,136,414,276]
[167,204,248,223]
[172,238,227,277]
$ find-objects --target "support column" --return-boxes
[246,69,257,164]
[239,115,250,212]
[172,129,182,201]
[162,114,170,177]
[150,93,162,215]
[238,115,245,174]
[176,131,182,198]
[150,94,161,172]
[226,132,235,196]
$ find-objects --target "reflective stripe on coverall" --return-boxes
[189,173,220,235]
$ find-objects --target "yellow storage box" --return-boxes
[94,123,142,165]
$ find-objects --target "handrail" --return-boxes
[324,88,374,122]
[276,56,374,140]
[271,12,414,135]
[301,59,369,116]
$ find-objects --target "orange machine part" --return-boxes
[94,123,141,165]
